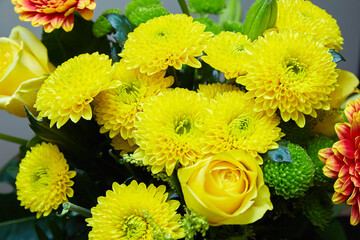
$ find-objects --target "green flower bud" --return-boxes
[180,207,209,240]
[189,0,226,15]
[127,5,170,26]
[299,188,333,230]
[263,142,315,199]
[92,9,122,38]
[195,17,222,34]
[242,0,277,41]
[307,135,335,187]
[222,21,243,33]
[125,0,161,17]
[279,119,312,148]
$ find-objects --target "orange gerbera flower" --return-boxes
[11,0,96,33]
[318,98,360,226]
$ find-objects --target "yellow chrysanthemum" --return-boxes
[201,91,283,164]
[35,52,114,128]
[197,83,243,99]
[93,61,173,140]
[133,88,209,175]
[119,14,213,75]
[276,0,343,50]
[202,31,252,79]
[86,180,184,240]
[237,30,338,127]
[16,142,76,218]
[111,135,138,156]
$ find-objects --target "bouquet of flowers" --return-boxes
[1,0,360,239]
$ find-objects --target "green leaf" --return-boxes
[46,218,64,240]
[0,193,34,223]
[316,219,347,240]
[34,224,50,240]
[25,108,107,171]
[26,136,44,148]
[42,14,111,66]
[0,156,21,187]
[330,49,346,63]
[103,13,136,48]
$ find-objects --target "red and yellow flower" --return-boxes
[319,98,360,226]
[11,0,96,33]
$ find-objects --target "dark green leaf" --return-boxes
[0,193,34,223]
[0,156,21,186]
[316,219,347,240]
[46,218,64,240]
[26,136,44,148]
[34,224,50,240]
[330,49,346,63]
[42,14,111,66]
[103,13,136,48]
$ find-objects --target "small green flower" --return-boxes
[127,5,170,26]
[180,207,209,240]
[93,9,122,38]
[195,17,222,34]
[263,142,315,199]
[189,0,226,15]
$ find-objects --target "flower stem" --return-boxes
[177,0,190,16]
[58,202,92,218]
[0,133,28,145]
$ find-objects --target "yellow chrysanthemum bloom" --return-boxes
[93,61,173,140]
[16,142,76,218]
[202,31,252,79]
[119,14,213,75]
[201,91,283,164]
[197,83,243,99]
[111,135,138,156]
[276,0,343,50]
[133,88,209,175]
[237,30,338,128]
[35,52,114,128]
[86,180,184,240]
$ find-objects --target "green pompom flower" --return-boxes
[93,9,122,38]
[307,135,335,187]
[189,0,226,14]
[299,188,333,230]
[127,5,170,26]
[125,0,161,16]
[263,142,315,199]
[222,21,243,32]
[195,17,222,34]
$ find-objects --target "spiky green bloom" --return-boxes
[299,188,333,230]
[222,21,243,32]
[125,0,161,16]
[279,120,312,147]
[127,5,170,26]
[307,135,335,187]
[195,17,222,34]
[263,142,315,199]
[93,9,122,38]
[189,0,226,14]
[180,208,209,240]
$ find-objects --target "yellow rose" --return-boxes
[178,150,273,226]
[311,69,359,136]
[0,26,54,117]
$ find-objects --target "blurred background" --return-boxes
[0,0,359,171]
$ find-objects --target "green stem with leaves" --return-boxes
[0,133,28,145]
[177,0,190,16]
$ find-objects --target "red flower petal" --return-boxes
[350,198,360,226]
[335,123,351,140]
[323,165,339,178]
[335,139,355,159]
[347,188,359,205]
[326,155,345,172]
[345,99,360,124]
[332,191,348,204]
[351,117,360,141]
[340,177,355,196]
[339,165,350,178]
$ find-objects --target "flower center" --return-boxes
[229,115,252,137]
[122,215,148,240]
[285,58,306,79]
[31,168,48,185]
[116,83,139,104]
[175,117,193,135]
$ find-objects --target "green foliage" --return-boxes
[189,0,226,15]
[263,142,315,199]
[299,188,333,230]
[93,9,122,38]
[222,21,243,32]
[127,5,170,26]
[180,208,209,240]
[307,135,335,187]
[41,14,110,66]
[219,0,242,27]
[125,0,161,16]
[279,119,312,148]
[195,17,222,34]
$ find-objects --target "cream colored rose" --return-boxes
[178,150,273,226]
[0,26,54,117]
